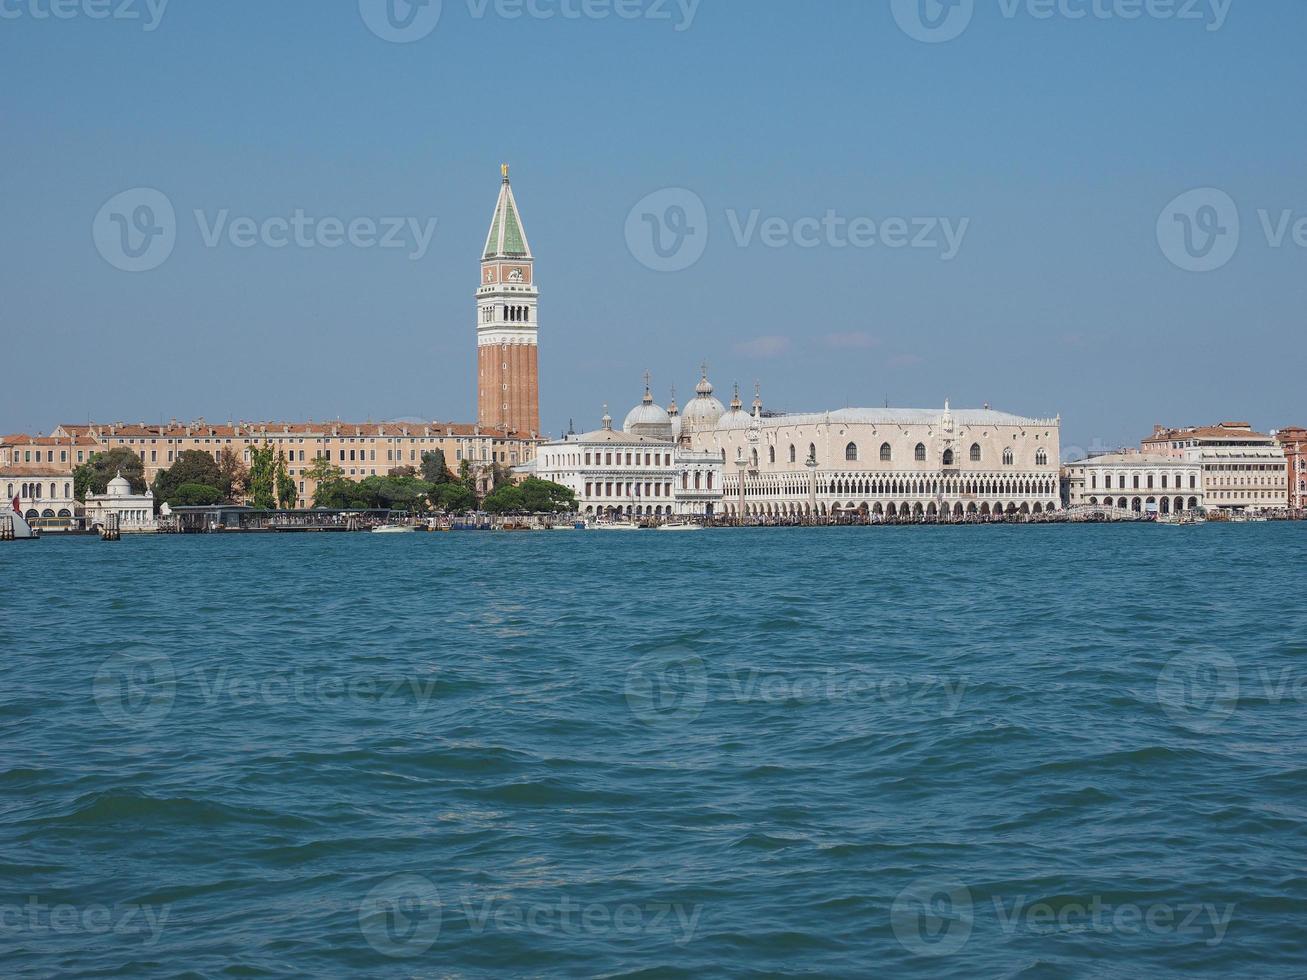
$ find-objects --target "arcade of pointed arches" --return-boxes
[720,468,1060,518]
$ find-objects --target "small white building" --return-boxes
[84,472,157,533]
[1064,452,1204,514]
[532,389,725,519]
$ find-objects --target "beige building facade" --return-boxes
[51,420,539,504]
[1142,422,1287,511]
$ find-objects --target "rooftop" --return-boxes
[714,406,1058,430]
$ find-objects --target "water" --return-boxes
[2,525,1305,977]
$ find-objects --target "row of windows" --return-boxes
[583,451,674,467]
[8,482,72,500]
[777,442,1041,466]
[1091,472,1198,491]
[585,482,674,498]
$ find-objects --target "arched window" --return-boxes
[1003,448,1014,466]
[1035,449,1048,467]
[845,442,858,462]
[880,442,892,462]
[809,443,817,463]
[943,449,954,466]
[751,448,758,468]
[914,443,926,462]
[970,443,981,463]
[769,446,776,464]
[789,444,796,463]
[64,482,71,498]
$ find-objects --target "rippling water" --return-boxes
[3,525,1305,977]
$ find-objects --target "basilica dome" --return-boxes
[623,380,673,442]
[680,369,726,434]
[107,472,133,497]
[716,382,751,429]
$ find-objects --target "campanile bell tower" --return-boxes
[477,164,539,437]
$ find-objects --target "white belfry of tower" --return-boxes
[477,163,540,437]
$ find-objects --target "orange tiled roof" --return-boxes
[58,420,539,442]
[1144,424,1271,443]
[2,434,98,447]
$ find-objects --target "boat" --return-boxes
[371,524,416,534]
[656,521,702,532]
[594,520,641,531]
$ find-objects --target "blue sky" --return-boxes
[2,0,1303,454]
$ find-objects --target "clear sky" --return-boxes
[2,0,1303,456]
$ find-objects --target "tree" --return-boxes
[388,465,417,479]
[432,483,475,514]
[275,450,298,510]
[217,446,248,501]
[482,484,525,514]
[74,448,146,501]
[153,450,223,505]
[171,483,223,506]
[304,455,345,507]
[248,442,277,510]
[519,478,577,513]
[491,462,516,490]
[421,450,452,485]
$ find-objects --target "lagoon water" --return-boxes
[3,525,1305,977]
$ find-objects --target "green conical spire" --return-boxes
[483,164,532,259]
